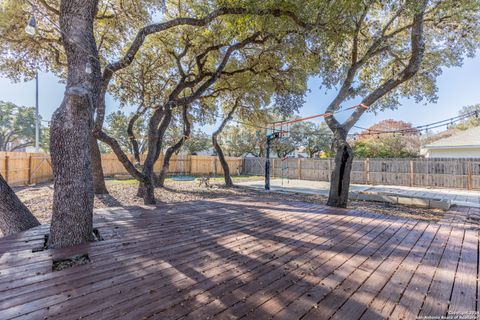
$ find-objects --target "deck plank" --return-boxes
[448,229,478,316]
[331,223,443,320]
[389,226,465,319]
[300,221,425,320]
[417,226,465,319]
[360,225,452,320]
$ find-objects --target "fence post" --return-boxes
[272,158,275,179]
[365,159,370,184]
[467,160,473,190]
[4,155,9,183]
[327,159,331,182]
[298,158,302,180]
[364,159,368,184]
[188,155,193,175]
[28,154,33,185]
[410,160,414,187]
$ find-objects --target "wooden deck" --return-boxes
[0,197,478,320]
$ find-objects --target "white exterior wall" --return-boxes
[424,147,480,158]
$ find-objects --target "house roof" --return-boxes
[424,126,480,149]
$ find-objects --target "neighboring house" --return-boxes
[422,126,480,158]
[291,146,309,158]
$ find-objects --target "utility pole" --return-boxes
[35,72,39,152]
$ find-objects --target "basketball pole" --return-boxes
[265,132,279,190]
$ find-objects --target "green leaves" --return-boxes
[317,0,480,113]
[351,119,421,158]
[104,110,147,154]
[0,100,45,151]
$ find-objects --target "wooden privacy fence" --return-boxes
[0,152,53,186]
[243,157,480,190]
[0,152,243,187]
[101,154,243,177]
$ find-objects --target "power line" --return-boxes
[269,103,369,128]
[353,110,479,136]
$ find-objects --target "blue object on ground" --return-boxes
[171,176,196,181]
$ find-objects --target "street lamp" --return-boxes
[35,73,39,152]
[25,12,40,152]
[25,16,36,36]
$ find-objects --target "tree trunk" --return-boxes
[48,0,100,248]
[211,101,239,187]
[327,140,353,208]
[96,105,166,205]
[128,108,145,165]
[157,106,191,187]
[90,136,108,194]
[157,145,178,187]
[213,135,233,187]
[0,174,40,237]
[137,177,155,204]
[136,107,172,203]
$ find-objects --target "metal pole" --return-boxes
[264,132,278,190]
[265,137,271,190]
[35,72,39,152]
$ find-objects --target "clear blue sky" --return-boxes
[1,54,479,133]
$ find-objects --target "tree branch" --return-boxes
[128,106,148,165]
[37,0,60,15]
[343,0,428,131]
[213,98,240,138]
[96,130,148,183]
[95,7,313,133]
[176,33,267,106]
[103,7,313,82]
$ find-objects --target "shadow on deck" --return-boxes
[0,197,478,320]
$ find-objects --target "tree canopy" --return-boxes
[0,101,47,151]
[352,119,421,158]
[456,104,480,129]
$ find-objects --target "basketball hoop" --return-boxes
[268,122,290,139]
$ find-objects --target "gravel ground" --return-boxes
[16,177,445,225]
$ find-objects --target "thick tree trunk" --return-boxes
[0,174,40,237]
[327,140,353,208]
[48,0,100,248]
[90,136,108,194]
[213,135,233,187]
[50,93,95,247]
[137,177,155,204]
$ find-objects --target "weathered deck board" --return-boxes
[330,223,441,320]
[360,225,452,320]
[0,197,478,320]
[448,229,478,316]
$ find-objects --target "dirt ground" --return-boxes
[16,176,446,225]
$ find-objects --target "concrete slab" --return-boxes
[238,178,478,209]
